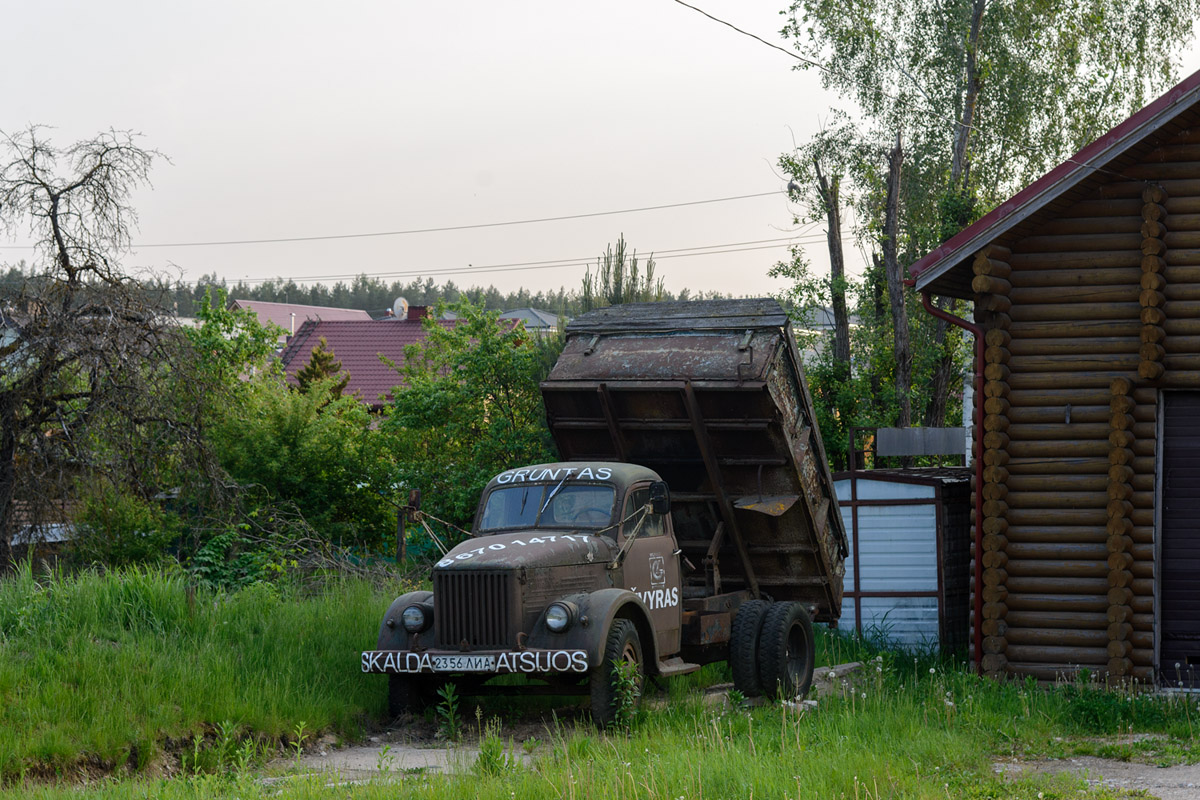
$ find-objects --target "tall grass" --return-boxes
[2,564,1197,798]
[0,561,403,780]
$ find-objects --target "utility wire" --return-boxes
[121,191,783,250]
[0,189,791,251]
[225,230,821,285]
[227,232,826,285]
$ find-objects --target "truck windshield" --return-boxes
[479,484,616,531]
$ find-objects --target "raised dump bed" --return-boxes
[541,298,847,623]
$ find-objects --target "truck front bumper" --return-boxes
[361,648,589,675]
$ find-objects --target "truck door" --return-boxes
[621,483,681,655]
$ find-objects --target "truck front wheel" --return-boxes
[387,674,435,718]
[589,618,643,728]
[756,602,815,699]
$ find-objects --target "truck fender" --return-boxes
[376,590,433,651]
[554,588,660,675]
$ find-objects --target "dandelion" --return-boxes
[929,667,936,674]
[828,670,837,680]
[861,692,866,700]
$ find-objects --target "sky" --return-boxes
[1,0,847,301]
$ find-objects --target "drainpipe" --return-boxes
[913,285,985,675]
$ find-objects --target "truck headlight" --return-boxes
[401,604,431,633]
[545,602,575,633]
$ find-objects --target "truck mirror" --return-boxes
[649,481,671,515]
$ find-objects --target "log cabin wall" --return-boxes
[966,126,1200,684]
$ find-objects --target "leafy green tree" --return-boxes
[210,377,398,548]
[783,0,1198,215]
[184,287,281,392]
[384,300,559,532]
[776,0,1198,439]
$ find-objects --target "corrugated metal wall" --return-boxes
[835,476,967,651]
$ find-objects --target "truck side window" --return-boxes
[623,487,664,538]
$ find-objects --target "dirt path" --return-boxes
[995,757,1200,800]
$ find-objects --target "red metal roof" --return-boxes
[279,319,456,408]
[910,67,1200,293]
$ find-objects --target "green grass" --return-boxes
[0,561,406,781]
[2,563,1199,798]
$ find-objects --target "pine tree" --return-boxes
[295,337,350,400]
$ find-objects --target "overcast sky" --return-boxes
[4,2,1197,303]
[1,1,852,300]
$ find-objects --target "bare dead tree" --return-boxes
[0,128,220,566]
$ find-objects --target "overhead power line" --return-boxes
[213,230,827,286]
[0,189,791,251]
[155,191,784,249]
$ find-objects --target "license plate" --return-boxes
[433,655,496,672]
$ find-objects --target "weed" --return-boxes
[610,658,642,732]
[375,744,394,772]
[436,683,462,742]
[474,718,515,777]
[290,721,309,764]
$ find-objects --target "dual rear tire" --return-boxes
[729,600,815,700]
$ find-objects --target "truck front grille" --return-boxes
[434,570,515,649]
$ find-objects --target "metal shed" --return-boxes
[833,468,971,652]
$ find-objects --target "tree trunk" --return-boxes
[950,0,987,192]
[924,295,958,427]
[868,254,886,407]
[884,133,912,428]
[813,158,851,366]
[0,396,16,568]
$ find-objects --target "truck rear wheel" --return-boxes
[589,618,643,728]
[756,602,815,699]
[729,599,769,696]
[387,674,435,718]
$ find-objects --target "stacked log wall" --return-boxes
[968,129,1200,682]
[972,245,1013,678]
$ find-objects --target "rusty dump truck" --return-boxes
[362,298,847,725]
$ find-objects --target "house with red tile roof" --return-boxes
[278,306,455,409]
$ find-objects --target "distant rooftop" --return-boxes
[230,299,372,338]
[499,307,559,330]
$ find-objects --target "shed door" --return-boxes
[1160,392,1200,687]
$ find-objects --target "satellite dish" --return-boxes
[393,297,409,319]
